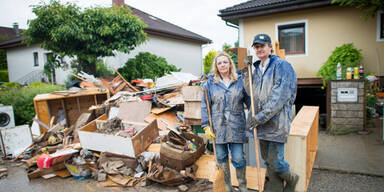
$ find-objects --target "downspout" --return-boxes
[225,21,239,47]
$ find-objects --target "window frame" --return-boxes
[377,11,384,42]
[275,19,308,58]
[33,52,39,67]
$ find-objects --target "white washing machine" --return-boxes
[0,105,15,129]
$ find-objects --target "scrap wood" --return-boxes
[146,143,161,154]
[150,107,172,115]
[114,69,140,92]
[147,164,186,186]
[27,162,66,179]
[118,101,152,123]
[108,174,130,186]
[145,112,177,131]
[54,169,71,178]
[98,178,122,188]
[0,168,7,174]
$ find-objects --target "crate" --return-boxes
[78,114,159,158]
[285,106,319,192]
[160,132,204,171]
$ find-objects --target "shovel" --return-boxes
[204,89,226,192]
[245,55,265,191]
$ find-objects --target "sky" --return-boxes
[0,0,247,56]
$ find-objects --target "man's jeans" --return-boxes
[259,140,290,174]
[215,143,246,168]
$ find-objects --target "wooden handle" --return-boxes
[204,89,219,166]
[247,61,263,191]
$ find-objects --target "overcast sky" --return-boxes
[0,0,247,56]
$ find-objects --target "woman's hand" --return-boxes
[203,126,216,140]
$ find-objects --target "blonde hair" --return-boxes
[211,52,238,84]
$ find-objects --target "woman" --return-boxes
[201,52,250,192]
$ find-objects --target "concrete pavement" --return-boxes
[314,118,384,176]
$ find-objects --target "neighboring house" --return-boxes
[219,0,384,84]
[0,0,211,85]
[218,0,384,125]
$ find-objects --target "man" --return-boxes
[246,34,298,192]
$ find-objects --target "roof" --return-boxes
[128,5,211,44]
[0,5,211,49]
[219,0,332,25]
[0,26,23,42]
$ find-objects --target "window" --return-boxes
[377,11,384,41]
[278,23,305,55]
[33,52,39,66]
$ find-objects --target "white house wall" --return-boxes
[104,34,203,76]
[7,45,45,83]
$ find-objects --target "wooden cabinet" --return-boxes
[33,90,109,133]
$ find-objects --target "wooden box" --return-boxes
[34,90,109,133]
[160,132,204,171]
[78,114,159,158]
[285,106,319,192]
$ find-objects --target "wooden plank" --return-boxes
[184,102,201,119]
[181,86,203,101]
[131,120,159,157]
[151,107,172,115]
[285,105,319,192]
[34,90,109,101]
[118,101,152,123]
[229,164,266,191]
[36,101,50,133]
[195,155,218,182]
[146,143,161,153]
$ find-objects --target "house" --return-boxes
[219,0,384,125]
[0,0,211,85]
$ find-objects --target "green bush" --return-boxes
[0,70,8,82]
[203,50,216,74]
[118,52,181,81]
[2,82,22,88]
[95,60,115,77]
[0,83,64,125]
[317,43,363,86]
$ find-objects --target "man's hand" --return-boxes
[203,126,216,140]
[248,116,258,131]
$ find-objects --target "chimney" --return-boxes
[13,22,21,37]
[112,0,124,7]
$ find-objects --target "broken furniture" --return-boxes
[285,106,319,192]
[78,114,159,158]
[0,125,33,157]
[34,90,109,133]
[160,131,204,171]
[101,70,139,95]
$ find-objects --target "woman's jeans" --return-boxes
[259,140,290,174]
[215,143,246,168]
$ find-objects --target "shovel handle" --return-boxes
[247,58,263,191]
[204,89,219,166]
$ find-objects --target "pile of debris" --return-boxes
[0,71,216,191]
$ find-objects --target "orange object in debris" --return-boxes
[131,79,144,84]
[140,95,152,100]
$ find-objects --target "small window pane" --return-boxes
[33,52,39,66]
[279,24,305,54]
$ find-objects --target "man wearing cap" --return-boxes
[245,34,298,192]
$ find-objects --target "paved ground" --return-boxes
[1,118,383,191]
[314,118,384,176]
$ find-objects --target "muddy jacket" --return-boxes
[244,55,297,143]
[201,72,251,144]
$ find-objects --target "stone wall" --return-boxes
[330,80,365,132]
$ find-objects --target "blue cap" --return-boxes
[252,34,271,46]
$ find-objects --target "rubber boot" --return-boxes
[218,162,232,192]
[235,167,247,192]
[265,168,284,192]
[279,171,299,192]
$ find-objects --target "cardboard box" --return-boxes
[78,114,159,158]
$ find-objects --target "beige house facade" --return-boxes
[220,1,384,84]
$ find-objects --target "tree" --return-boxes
[203,50,216,74]
[332,0,384,18]
[118,52,180,81]
[43,53,63,85]
[25,0,147,75]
